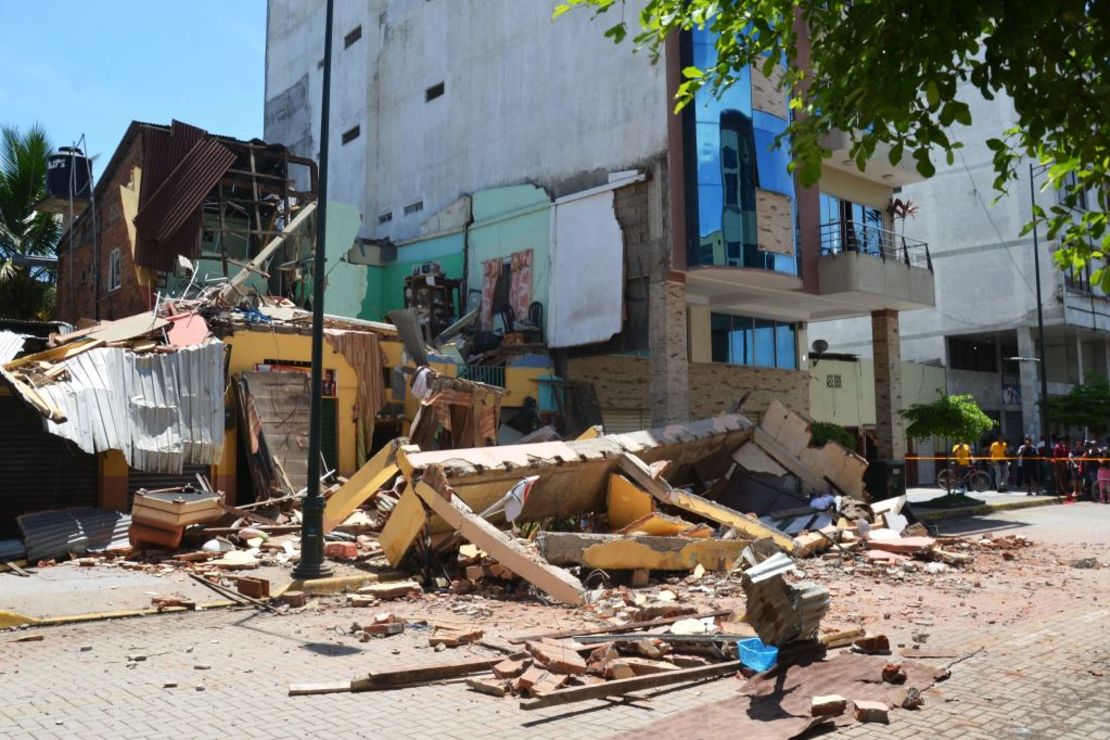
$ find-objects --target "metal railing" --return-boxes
[819,220,932,271]
[456,364,506,388]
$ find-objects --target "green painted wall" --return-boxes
[321,202,368,319]
[359,231,466,321]
[467,185,551,323]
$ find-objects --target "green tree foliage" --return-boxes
[901,394,996,443]
[555,1,1109,288]
[809,420,856,449]
[0,124,58,320]
[1043,374,1110,435]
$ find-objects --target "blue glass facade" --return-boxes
[689,28,796,274]
[710,312,797,369]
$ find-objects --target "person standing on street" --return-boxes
[1053,436,1070,497]
[1068,439,1085,502]
[1036,435,1051,494]
[989,436,1010,492]
[1017,437,1039,496]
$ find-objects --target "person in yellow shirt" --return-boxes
[951,441,973,490]
[988,437,1010,492]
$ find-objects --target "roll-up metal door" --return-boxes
[600,408,650,435]
[0,395,98,538]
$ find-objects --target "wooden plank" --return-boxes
[3,561,30,577]
[519,662,738,710]
[354,653,526,690]
[378,483,426,566]
[413,467,587,606]
[323,442,400,533]
[508,609,732,644]
[87,312,169,344]
[664,488,799,555]
[288,681,351,696]
[5,338,103,370]
[537,532,747,571]
[0,365,67,421]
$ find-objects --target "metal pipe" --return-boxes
[1029,163,1051,439]
[293,0,335,581]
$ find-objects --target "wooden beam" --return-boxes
[322,442,400,533]
[353,653,526,690]
[663,488,800,555]
[519,662,738,710]
[413,466,587,606]
[378,483,426,565]
[288,681,351,696]
[217,202,316,302]
[508,609,732,644]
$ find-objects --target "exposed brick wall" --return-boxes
[567,354,809,424]
[55,137,150,324]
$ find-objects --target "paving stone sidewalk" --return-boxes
[837,602,1110,740]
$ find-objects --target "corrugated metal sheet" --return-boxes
[16,507,131,562]
[0,330,25,364]
[134,138,236,243]
[0,539,26,560]
[36,339,226,473]
[135,120,222,271]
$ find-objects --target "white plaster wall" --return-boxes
[811,83,1074,365]
[265,0,668,242]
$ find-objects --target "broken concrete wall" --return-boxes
[398,413,755,532]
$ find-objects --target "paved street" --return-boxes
[1,502,1107,739]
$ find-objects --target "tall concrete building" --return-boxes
[813,85,1109,443]
[264,0,935,448]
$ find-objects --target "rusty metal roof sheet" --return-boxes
[134,121,235,272]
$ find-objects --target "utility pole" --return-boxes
[293,0,335,581]
[1029,163,1051,440]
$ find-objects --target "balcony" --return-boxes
[821,129,925,187]
[817,220,936,312]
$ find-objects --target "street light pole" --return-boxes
[1028,163,1051,440]
[293,0,335,581]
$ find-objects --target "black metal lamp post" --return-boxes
[1028,163,1052,440]
[293,0,336,581]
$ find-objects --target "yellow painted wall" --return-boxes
[810,358,945,427]
[220,330,362,488]
[99,450,129,511]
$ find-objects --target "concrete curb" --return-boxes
[913,495,1063,522]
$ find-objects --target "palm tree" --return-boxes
[0,124,59,320]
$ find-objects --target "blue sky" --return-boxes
[0,1,266,177]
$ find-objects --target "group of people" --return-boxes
[951,435,1110,503]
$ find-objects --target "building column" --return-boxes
[871,309,906,460]
[649,273,690,426]
[1076,334,1086,384]
[1016,326,1041,438]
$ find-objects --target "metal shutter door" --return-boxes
[0,395,98,539]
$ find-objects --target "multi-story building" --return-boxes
[264,0,936,456]
[813,87,1109,443]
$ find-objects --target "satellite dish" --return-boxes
[812,339,829,354]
